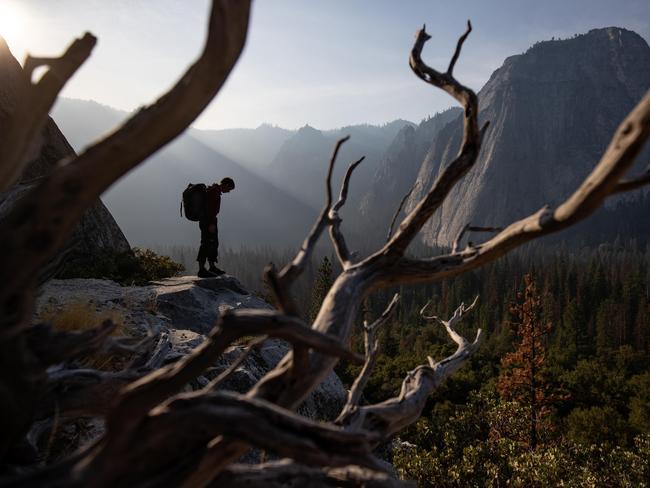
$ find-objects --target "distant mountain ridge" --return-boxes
[190,124,294,170]
[52,97,415,246]
[51,98,316,249]
[266,120,414,218]
[51,26,650,251]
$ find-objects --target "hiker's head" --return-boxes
[220,177,235,193]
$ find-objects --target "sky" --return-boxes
[0,0,648,130]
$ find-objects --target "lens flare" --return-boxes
[0,2,26,54]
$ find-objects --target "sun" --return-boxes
[0,2,27,55]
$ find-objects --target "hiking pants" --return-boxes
[197,216,219,264]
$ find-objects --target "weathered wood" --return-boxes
[0,0,251,464]
[0,33,96,192]
[329,156,365,268]
[336,294,399,423]
[217,460,413,488]
[337,299,482,436]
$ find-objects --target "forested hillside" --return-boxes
[338,242,650,485]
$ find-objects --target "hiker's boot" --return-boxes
[198,267,216,278]
[208,264,225,276]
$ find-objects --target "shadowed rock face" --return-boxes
[406,27,650,247]
[0,36,130,279]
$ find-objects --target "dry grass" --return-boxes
[39,301,132,371]
[40,301,126,335]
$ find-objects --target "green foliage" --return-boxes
[628,372,650,434]
[58,247,184,285]
[566,406,628,446]
[308,256,334,322]
[394,393,650,487]
[357,245,650,485]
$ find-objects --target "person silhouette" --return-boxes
[197,177,234,277]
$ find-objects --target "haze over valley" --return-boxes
[51,26,650,252]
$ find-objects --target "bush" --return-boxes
[58,247,184,285]
[566,405,628,446]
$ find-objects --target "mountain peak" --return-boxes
[524,25,648,57]
[298,123,320,133]
[405,26,650,247]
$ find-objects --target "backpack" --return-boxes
[180,183,206,221]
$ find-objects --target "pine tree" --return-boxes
[496,274,565,450]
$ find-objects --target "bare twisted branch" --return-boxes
[0,33,96,192]
[330,156,365,267]
[338,297,482,437]
[217,459,412,488]
[276,136,350,289]
[452,224,503,253]
[337,294,400,422]
[384,89,650,286]
[378,23,483,258]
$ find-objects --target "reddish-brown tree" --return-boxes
[497,275,566,450]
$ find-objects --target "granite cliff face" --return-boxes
[0,36,130,274]
[405,27,650,247]
[358,108,461,239]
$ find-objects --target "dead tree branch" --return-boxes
[386,186,414,242]
[68,391,385,487]
[383,90,650,285]
[380,24,482,257]
[182,24,650,483]
[337,294,399,422]
[276,136,349,289]
[338,298,482,436]
[218,459,412,488]
[111,309,362,429]
[205,336,268,391]
[447,21,472,76]
[451,224,503,253]
[0,33,96,192]
[330,156,365,267]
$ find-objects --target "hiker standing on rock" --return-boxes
[181,177,235,277]
[198,177,235,277]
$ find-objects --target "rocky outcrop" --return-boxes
[0,36,130,276]
[32,274,348,463]
[35,275,347,421]
[406,27,650,247]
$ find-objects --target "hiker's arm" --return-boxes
[206,186,221,220]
